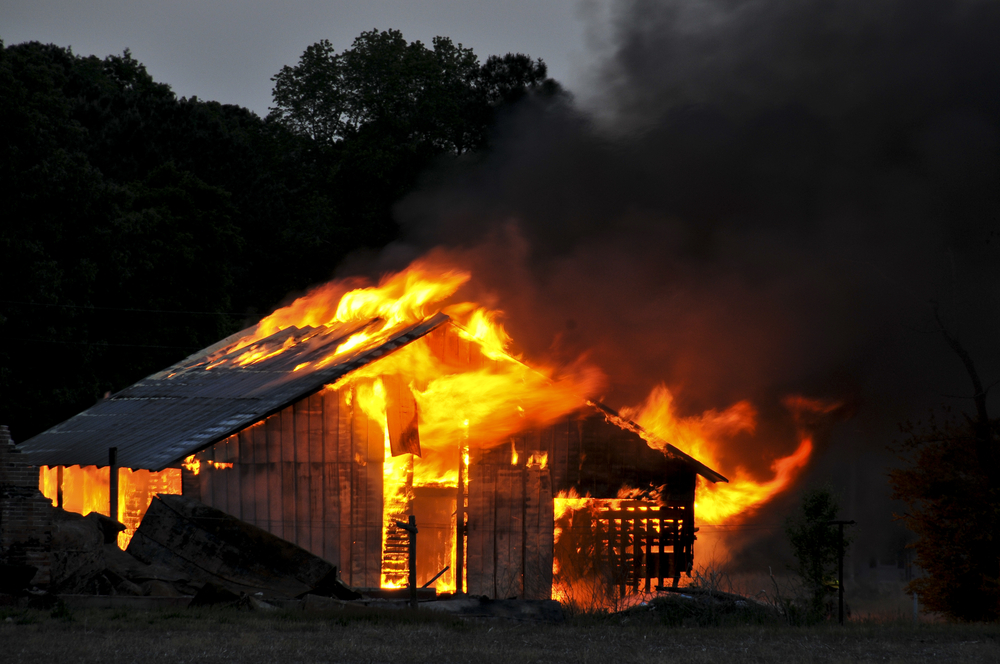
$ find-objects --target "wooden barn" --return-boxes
[18,311,726,599]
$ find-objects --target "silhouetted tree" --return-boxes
[785,487,848,621]
[269,30,561,244]
[889,310,1000,621]
[0,35,564,442]
[270,30,558,152]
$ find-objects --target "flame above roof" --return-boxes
[17,313,449,470]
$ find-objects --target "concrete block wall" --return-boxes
[0,425,53,585]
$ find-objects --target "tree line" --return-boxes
[0,31,560,441]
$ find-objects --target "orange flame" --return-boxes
[216,261,471,365]
[47,258,839,591]
[181,455,233,475]
[621,384,830,524]
[38,464,181,548]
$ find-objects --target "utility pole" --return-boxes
[828,519,856,625]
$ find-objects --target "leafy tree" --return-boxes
[269,31,561,243]
[0,42,337,439]
[270,29,558,152]
[0,34,564,443]
[889,311,1000,621]
[785,487,847,621]
[890,413,1000,621]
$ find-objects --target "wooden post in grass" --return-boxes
[828,519,856,625]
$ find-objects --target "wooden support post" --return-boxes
[618,516,626,599]
[56,465,63,508]
[643,512,652,593]
[108,447,118,521]
[396,515,418,609]
[671,518,681,588]
[455,446,465,595]
[657,514,666,590]
[632,511,641,593]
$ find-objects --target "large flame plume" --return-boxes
[620,385,831,524]
[38,258,831,594]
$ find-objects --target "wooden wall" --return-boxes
[181,386,384,588]
[466,460,554,600]
[180,323,698,598]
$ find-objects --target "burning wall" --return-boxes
[25,260,826,597]
[37,465,181,549]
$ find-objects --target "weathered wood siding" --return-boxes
[181,386,383,588]
[466,440,554,600]
[180,323,692,598]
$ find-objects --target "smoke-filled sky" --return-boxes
[0,0,606,117]
[373,0,1000,568]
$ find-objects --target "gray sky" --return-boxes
[2,0,607,117]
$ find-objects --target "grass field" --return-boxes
[1,605,998,664]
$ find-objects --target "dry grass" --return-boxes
[0,605,998,664]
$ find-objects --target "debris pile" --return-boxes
[3,492,564,621]
[622,587,782,626]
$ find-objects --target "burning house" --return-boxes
[16,263,728,602]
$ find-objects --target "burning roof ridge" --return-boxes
[586,400,729,484]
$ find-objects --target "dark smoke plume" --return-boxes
[382,0,1000,570]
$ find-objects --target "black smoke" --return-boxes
[381,0,1000,572]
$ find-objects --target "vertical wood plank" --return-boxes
[551,417,569,492]
[350,387,368,587]
[198,448,214,508]
[467,459,497,597]
[466,461,484,595]
[266,413,284,539]
[281,404,297,545]
[225,434,241,520]
[209,438,226,514]
[523,467,553,599]
[308,392,325,559]
[366,408,384,588]
[294,399,311,553]
[322,389,340,567]
[253,422,270,532]
[337,388,353,584]
[239,427,255,527]
[494,467,523,598]
[569,416,582,488]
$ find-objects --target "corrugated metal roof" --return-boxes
[17,313,450,471]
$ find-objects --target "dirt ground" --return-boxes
[1,605,998,664]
